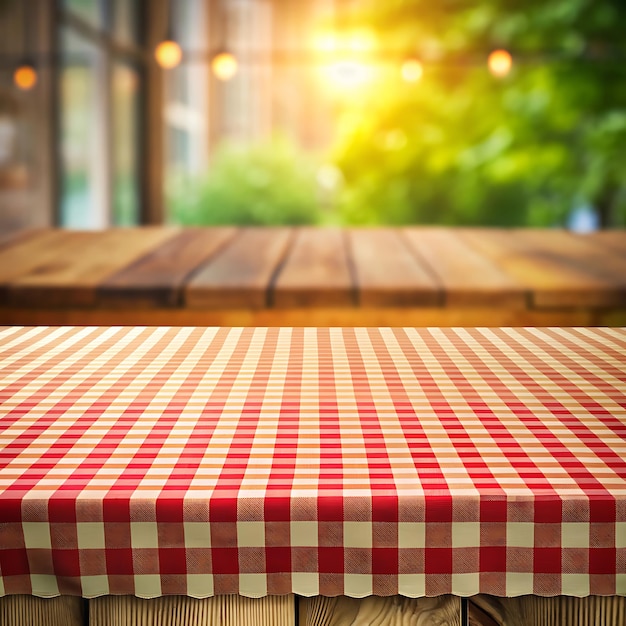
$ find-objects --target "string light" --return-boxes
[488,49,513,77]
[212,52,238,81]
[13,62,37,90]
[155,39,182,69]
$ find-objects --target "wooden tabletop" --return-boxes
[0,226,625,326]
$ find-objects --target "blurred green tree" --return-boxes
[332,0,626,227]
[168,137,322,226]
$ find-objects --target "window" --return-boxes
[58,0,144,228]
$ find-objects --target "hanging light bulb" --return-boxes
[401,58,423,83]
[488,49,512,77]
[155,39,182,69]
[13,61,38,90]
[212,51,238,81]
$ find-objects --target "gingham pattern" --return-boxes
[0,327,624,599]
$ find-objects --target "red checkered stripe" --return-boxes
[0,326,624,598]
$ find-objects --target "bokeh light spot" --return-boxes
[14,65,37,90]
[155,40,182,69]
[488,49,512,77]
[212,52,238,81]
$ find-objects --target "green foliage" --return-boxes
[331,0,626,227]
[168,138,322,226]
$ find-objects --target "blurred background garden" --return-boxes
[1,0,625,232]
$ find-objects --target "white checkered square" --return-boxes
[452,573,480,596]
[76,522,106,549]
[561,574,590,597]
[239,573,267,598]
[344,522,372,548]
[30,574,59,597]
[562,523,590,549]
[134,575,161,598]
[452,522,480,548]
[22,522,52,549]
[398,573,426,597]
[506,572,534,595]
[130,522,159,549]
[344,574,373,597]
[506,522,534,548]
[398,522,425,548]
[237,522,265,547]
[80,575,109,598]
[290,522,318,547]
[186,574,214,598]
[183,523,211,548]
[291,572,319,597]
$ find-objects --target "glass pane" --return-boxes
[113,0,141,45]
[59,28,108,228]
[112,63,140,226]
[63,0,105,31]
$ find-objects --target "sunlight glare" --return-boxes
[401,59,423,83]
[327,60,372,89]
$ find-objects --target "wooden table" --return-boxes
[0,227,625,327]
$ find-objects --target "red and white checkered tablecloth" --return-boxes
[0,327,624,600]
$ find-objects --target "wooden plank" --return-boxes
[0,230,86,304]
[0,227,42,250]
[460,228,626,308]
[349,229,440,307]
[0,595,84,626]
[273,227,354,307]
[299,595,460,626]
[515,229,626,307]
[98,228,237,308]
[90,594,295,626]
[185,227,293,308]
[403,228,525,308]
[469,599,501,626]
[6,227,179,308]
[585,230,626,256]
[472,594,626,626]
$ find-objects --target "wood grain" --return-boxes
[349,229,440,306]
[90,594,294,626]
[185,227,293,308]
[6,228,179,308]
[459,228,626,308]
[584,230,626,256]
[0,229,80,304]
[403,228,525,308]
[0,227,625,318]
[0,227,41,250]
[273,227,353,307]
[0,595,84,626]
[299,595,460,626]
[472,594,626,626]
[99,228,236,307]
